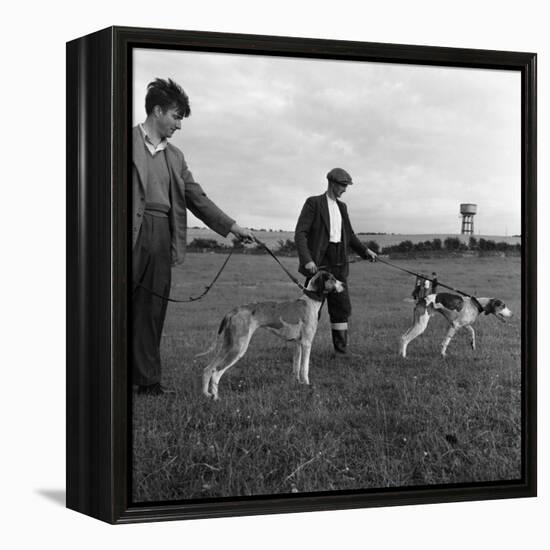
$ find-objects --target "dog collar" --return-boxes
[472,296,485,313]
[303,289,325,302]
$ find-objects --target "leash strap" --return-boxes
[134,247,235,303]
[322,256,485,313]
[136,236,306,302]
[375,257,485,312]
[253,237,306,291]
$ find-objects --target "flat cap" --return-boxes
[327,167,353,185]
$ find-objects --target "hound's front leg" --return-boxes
[292,343,303,382]
[465,325,476,350]
[441,326,457,357]
[299,343,312,385]
[400,308,430,358]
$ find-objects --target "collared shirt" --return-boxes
[138,124,171,211]
[139,123,168,156]
[326,193,342,243]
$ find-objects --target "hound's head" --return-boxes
[484,298,513,321]
[307,270,345,295]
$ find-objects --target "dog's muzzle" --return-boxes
[495,307,512,322]
[333,280,345,293]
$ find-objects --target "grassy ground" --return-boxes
[132,254,522,502]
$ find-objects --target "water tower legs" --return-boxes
[459,204,477,235]
[461,214,474,234]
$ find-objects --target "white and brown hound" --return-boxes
[400,292,512,358]
[201,270,345,400]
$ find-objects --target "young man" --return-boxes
[133,78,253,395]
[294,168,377,357]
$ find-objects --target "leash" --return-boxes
[134,247,235,303]
[253,237,306,291]
[135,236,307,303]
[321,256,485,313]
[374,257,485,312]
[253,237,337,317]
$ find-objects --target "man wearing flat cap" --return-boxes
[295,168,377,357]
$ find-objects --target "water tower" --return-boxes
[460,203,477,234]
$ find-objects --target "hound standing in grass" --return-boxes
[400,292,512,358]
[201,271,345,400]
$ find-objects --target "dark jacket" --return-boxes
[295,193,368,277]
[132,126,235,265]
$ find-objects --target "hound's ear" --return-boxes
[315,270,328,292]
[309,271,321,292]
[484,299,495,315]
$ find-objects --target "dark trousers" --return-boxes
[132,212,171,387]
[306,242,351,325]
[323,243,351,325]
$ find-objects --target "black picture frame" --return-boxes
[66,26,537,524]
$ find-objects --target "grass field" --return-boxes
[132,253,522,503]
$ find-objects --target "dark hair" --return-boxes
[145,78,191,117]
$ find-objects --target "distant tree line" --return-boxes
[188,236,520,256]
[187,237,298,255]
[380,236,520,255]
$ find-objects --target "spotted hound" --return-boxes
[400,292,512,358]
[200,270,345,400]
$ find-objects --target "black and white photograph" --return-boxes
[130,46,525,504]
[6,0,547,546]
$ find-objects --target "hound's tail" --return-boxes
[194,313,232,358]
[194,341,217,358]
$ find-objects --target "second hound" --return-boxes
[400,292,512,358]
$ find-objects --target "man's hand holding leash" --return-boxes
[230,222,255,243]
[305,261,318,274]
[366,248,378,262]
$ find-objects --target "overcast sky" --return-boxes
[133,48,521,235]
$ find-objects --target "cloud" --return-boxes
[133,49,521,235]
